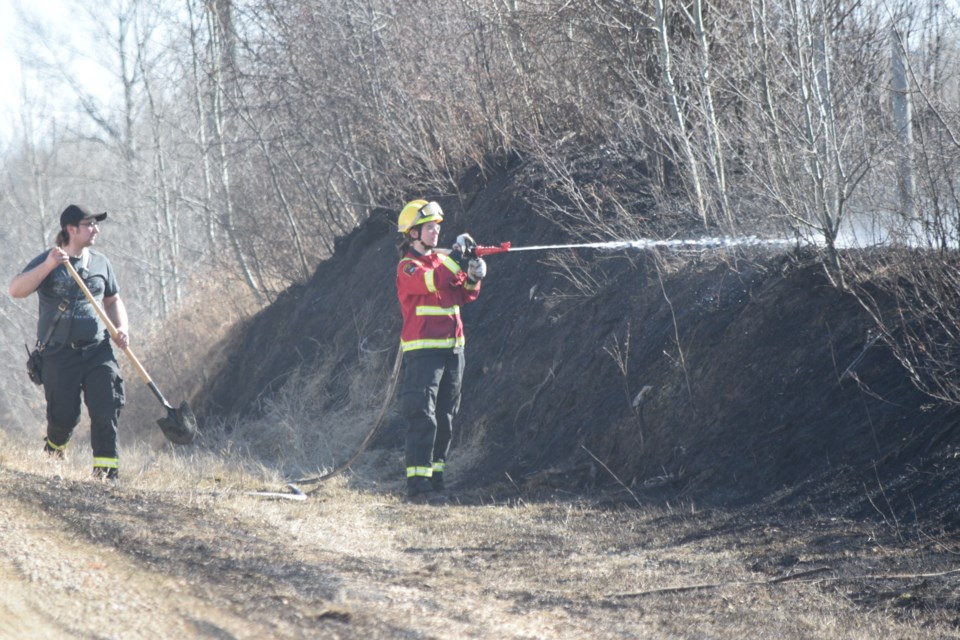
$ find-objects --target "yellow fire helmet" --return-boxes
[397,200,444,234]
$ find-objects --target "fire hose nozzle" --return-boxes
[473,242,512,257]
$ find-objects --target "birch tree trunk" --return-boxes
[891,25,915,222]
[654,0,708,227]
[207,0,263,302]
[20,111,50,249]
[691,0,729,225]
[187,0,218,249]
[792,0,839,265]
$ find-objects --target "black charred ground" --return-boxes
[195,160,960,537]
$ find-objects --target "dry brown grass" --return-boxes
[120,273,264,443]
[2,425,957,639]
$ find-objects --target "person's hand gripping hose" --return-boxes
[467,258,487,282]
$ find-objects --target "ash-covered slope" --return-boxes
[195,161,960,531]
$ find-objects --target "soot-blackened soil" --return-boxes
[197,161,960,539]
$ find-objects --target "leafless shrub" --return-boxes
[540,251,606,300]
[603,323,646,452]
[847,249,960,406]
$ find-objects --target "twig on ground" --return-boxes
[581,445,642,508]
[504,472,522,494]
[606,566,832,598]
[607,566,960,599]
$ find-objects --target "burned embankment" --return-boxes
[194,166,960,534]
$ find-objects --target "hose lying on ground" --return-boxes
[260,345,404,498]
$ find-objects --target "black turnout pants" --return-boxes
[400,349,464,474]
[42,340,125,460]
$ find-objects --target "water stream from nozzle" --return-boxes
[505,236,796,253]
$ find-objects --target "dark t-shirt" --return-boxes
[23,249,120,346]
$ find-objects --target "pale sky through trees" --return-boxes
[0,0,113,143]
[0,0,22,141]
[2,0,960,144]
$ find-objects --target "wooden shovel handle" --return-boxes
[63,260,154,385]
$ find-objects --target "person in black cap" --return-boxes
[9,204,129,481]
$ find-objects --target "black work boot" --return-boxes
[406,477,433,499]
[430,471,444,492]
[93,467,119,483]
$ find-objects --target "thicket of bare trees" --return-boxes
[2,0,960,425]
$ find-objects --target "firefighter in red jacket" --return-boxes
[396,199,487,498]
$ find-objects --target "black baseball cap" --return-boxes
[60,204,107,229]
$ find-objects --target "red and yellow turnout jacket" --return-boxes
[396,249,481,352]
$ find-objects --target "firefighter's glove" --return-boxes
[454,233,477,257]
[451,234,477,270]
[467,257,487,283]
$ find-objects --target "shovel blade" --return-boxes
[157,401,197,444]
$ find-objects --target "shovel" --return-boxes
[64,260,197,444]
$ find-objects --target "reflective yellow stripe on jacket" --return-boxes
[437,254,462,274]
[401,254,462,294]
[401,336,466,351]
[417,304,460,317]
[403,303,461,352]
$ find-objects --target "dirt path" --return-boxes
[0,482,276,638]
[0,466,957,639]
[0,559,53,638]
